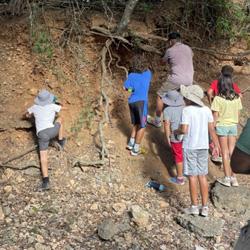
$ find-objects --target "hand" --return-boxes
[212,147,219,159]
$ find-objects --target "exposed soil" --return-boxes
[0,4,250,250]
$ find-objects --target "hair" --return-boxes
[130,55,148,74]
[217,75,239,100]
[221,65,233,76]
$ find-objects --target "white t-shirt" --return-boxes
[28,104,61,134]
[181,105,213,149]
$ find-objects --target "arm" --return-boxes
[122,86,127,91]
[208,122,220,158]
[212,111,219,127]
[174,124,188,135]
[164,120,172,148]
[207,89,214,106]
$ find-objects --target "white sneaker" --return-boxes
[147,115,161,128]
[201,206,209,217]
[183,205,199,215]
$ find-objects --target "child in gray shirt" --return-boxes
[163,90,185,185]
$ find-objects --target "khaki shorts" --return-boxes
[156,79,180,98]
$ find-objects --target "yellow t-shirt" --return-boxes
[211,96,242,127]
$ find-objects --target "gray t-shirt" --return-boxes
[163,105,184,142]
[162,42,194,86]
[28,103,61,134]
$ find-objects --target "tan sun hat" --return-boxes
[180,85,204,107]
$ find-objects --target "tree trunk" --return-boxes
[115,0,139,36]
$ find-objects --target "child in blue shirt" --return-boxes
[123,55,151,155]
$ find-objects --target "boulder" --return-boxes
[211,182,250,212]
[177,214,224,239]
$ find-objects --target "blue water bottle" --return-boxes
[145,181,164,191]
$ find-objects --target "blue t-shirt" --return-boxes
[123,70,151,103]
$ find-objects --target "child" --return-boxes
[163,90,185,185]
[123,55,151,155]
[211,74,242,187]
[24,89,68,191]
[174,85,219,217]
[207,65,242,106]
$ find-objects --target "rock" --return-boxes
[195,246,205,250]
[112,203,126,215]
[5,168,14,179]
[3,206,11,216]
[90,203,99,211]
[4,185,12,193]
[98,219,119,240]
[131,205,149,227]
[99,187,107,195]
[177,214,225,238]
[158,200,169,208]
[29,88,38,96]
[16,175,25,183]
[35,243,51,250]
[211,182,250,212]
[117,223,130,232]
[124,232,133,243]
[0,206,5,220]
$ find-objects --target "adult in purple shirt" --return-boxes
[147,32,194,128]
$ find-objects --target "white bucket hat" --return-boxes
[180,85,204,106]
[34,89,54,106]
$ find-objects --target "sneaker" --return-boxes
[170,177,184,185]
[183,205,199,215]
[211,156,223,163]
[231,178,239,187]
[130,148,140,156]
[147,115,161,128]
[58,137,67,149]
[217,178,231,187]
[201,206,209,217]
[38,182,50,191]
[126,141,134,150]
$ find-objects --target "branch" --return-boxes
[1,145,37,165]
[192,47,250,57]
[0,161,40,170]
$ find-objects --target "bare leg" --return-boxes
[188,176,198,205]
[55,117,63,140]
[156,95,164,117]
[40,150,48,178]
[135,126,145,144]
[218,136,231,178]
[176,162,183,177]
[131,124,137,139]
[198,175,208,206]
[228,136,237,178]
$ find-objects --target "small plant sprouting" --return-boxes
[70,104,95,134]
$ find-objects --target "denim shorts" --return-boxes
[216,125,237,136]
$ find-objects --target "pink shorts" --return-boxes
[171,142,183,163]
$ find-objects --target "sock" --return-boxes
[58,137,65,142]
[43,177,49,183]
[133,143,140,152]
[129,137,135,145]
[191,204,198,208]
[155,116,161,124]
[177,177,183,181]
[225,177,230,181]
[202,205,208,208]
[230,177,237,181]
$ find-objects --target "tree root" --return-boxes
[1,145,37,165]
[0,161,40,170]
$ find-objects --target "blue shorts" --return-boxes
[216,125,237,136]
[129,100,147,128]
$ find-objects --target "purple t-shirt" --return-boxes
[162,42,194,86]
